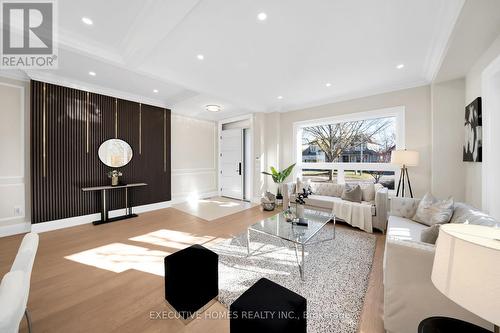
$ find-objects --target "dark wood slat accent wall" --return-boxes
[31,80,171,224]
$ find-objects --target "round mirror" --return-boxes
[98,139,133,168]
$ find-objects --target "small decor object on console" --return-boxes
[261,191,276,211]
[463,97,482,162]
[107,170,122,186]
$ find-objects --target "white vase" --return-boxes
[296,204,305,219]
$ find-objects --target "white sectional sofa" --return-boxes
[383,197,498,333]
[283,179,389,233]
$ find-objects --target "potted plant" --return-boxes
[107,170,123,186]
[262,163,296,204]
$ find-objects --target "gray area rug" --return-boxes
[207,224,376,333]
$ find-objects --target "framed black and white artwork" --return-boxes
[463,97,482,162]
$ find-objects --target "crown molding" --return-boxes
[0,70,30,82]
[26,70,170,109]
[422,0,465,82]
[58,29,125,66]
[278,78,430,113]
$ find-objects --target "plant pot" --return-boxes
[111,175,119,186]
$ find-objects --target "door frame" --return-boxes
[218,114,254,202]
[481,52,500,219]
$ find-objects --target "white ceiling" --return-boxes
[21,0,465,120]
[434,0,500,83]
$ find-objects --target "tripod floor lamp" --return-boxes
[391,149,419,198]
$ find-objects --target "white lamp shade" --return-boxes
[390,149,419,166]
[432,224,500,326]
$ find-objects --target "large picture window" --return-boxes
[294,107,404,190]
[301,116,396,163]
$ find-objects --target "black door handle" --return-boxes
[238,162,242,175]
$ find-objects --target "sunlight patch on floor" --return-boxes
[65,243,168,276]
[172,196,257,221]
[129,229,215,248]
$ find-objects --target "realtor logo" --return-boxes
[1,0,58,68]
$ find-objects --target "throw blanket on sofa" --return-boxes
[333,200,373,233]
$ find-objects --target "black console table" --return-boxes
[82,183,147,225]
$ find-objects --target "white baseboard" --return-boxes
[30,201,176,233]
[252,196,262,204]
[13,190,220,235]
[0,222,31,237]
[31,213,101,233]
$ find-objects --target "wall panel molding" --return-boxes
[31,80,171,224]
[0,81,26,225]
[171,168,216,175]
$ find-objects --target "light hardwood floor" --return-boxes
[0,206,385,333]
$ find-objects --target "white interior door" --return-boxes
[221,128,243,200]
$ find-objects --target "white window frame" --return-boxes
[292,106,405,184]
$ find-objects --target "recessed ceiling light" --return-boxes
[206,105,221,112]
[197,54,204,60]
[325,83,332,87]
[82,17,93,25]
[88,71,96,76]
[277,96,283,100]
[153,89,159,93]
[396,64,405,69]
[257,12,267,21]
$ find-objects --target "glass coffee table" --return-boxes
[247,208,336,280]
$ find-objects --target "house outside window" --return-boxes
[294,107,405,190]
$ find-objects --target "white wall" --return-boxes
[465,33,500,208]
[0,76,30,229]
[278,85,432,198]
[430,78,466,201]
[251,113,264,200]
[171,114,218,200]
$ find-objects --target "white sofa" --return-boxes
[383,197,498,333]
[283,180,389,233]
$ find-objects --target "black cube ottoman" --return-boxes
[230,278,307,333]
[418,317,492,333]
[164,244,218,319]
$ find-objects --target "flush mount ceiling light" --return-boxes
[206,105,221,112]
[82,17,93,25]
[396,64,405,69]
[88,71,96,76]
[153,89,159,93]
[197,54,204,60]
[277,96,283,100]
[257,12,267,21]
[325,82,332,87]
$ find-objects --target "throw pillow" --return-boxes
[361,184,376,202]
[341,184,362,203]
[420,224,441,244]
[412,193,454,226]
